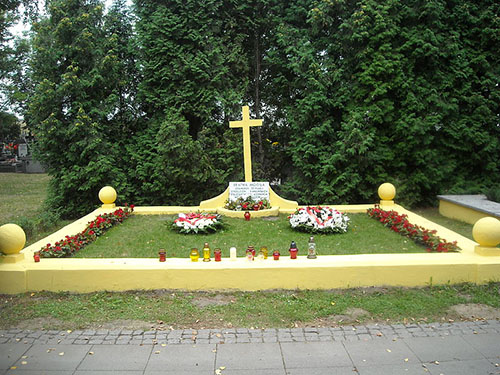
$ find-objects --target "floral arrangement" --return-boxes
[367,206,459,253]
[172,212,223,234]
[289,206,350,234]
[40,205,134,258]
[224,197,271,211]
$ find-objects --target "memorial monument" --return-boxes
[199,105,298,216]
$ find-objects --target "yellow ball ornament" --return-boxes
[473,217,500,247]
[378,183,396,201]
[0,224,26,255]
[99,186,117,205]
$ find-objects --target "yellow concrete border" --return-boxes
[217,207,280,218]
[199,188,229,211]
[198,186,299,213]
[1,203,500,294]
[438,200,493,225]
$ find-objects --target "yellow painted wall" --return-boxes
[438,200,492,225]
[3,253,498,294]
[2,203,500,294]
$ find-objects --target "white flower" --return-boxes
[289,207,349,233]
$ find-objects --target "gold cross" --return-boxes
[229,106,263,182]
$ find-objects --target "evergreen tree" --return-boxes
[28,0,126,216]
[134,0,247,204]
[23,0,499,211]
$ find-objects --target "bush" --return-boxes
[15,209,62,239]
[486,187,500,203]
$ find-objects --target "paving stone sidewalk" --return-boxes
[1,321,499,374]
[2,320,499,346]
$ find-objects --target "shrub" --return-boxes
[486,187,500,203]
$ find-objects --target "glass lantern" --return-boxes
[307,236,317,259]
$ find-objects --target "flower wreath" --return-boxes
[172,212,223,234]
[289,206,350,234]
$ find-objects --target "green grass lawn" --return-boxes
[74,213,428,258]
[1,283,499,329]
[0,173,50,224]
[413,207,475,241]
[0,173,72,246]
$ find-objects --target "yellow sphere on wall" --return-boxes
[378,183,396,201]
[99,186,117,205]
[0,224,26,255]
[473,217,500,247]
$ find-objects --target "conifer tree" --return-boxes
[28,0,126,216]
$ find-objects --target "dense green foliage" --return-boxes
[0,1,38,130]
[0,111,20,140]
[19,0,500,216]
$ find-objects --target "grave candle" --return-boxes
[33,251,40,262]
[190,248,199,262]
[158,249,166,262]
[289,241,298,259]
[244,211,251,221]
[246,248,254,261]
[307,236,317,259]
[260,246,268,259]
[247,245,256,257]
[230,247,237,260]
[256,251,264,261]
[273,250,280,260]
[214,248,222,262]
[203,242,211,262]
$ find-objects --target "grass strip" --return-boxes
[1,283,498,330]
[73,213,428,258]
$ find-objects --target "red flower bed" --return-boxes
[367,206,459,253]
[40,205,134,258]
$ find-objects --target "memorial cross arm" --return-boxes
[229,106,263,182]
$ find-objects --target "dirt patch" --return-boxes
[329,307,370,323]
[301,307,371,327]
[191,294,234,308]
[449,304,500,320]
[13,317,66,330]
[89,319,155,330]
[10,318,157,331]
[457,293,473,302]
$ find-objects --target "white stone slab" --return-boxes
[229,182,269,201]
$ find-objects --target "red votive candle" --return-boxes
[159,249,166,262]
[33,251,40,262]
[214,248,222,262]
[273,250,280,260]
[244,211,251,221]
[289,241,298,259]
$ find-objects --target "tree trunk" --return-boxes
[254,31,265,169]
